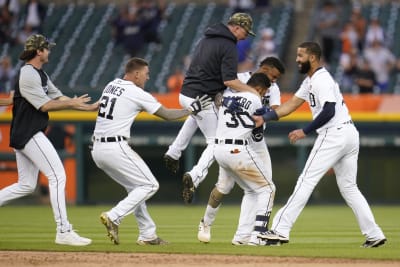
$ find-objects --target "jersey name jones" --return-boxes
[104,84,125,96]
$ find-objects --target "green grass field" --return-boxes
[0,204,398,260]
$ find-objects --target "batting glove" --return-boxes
[222,96,241,112]
[189,95,212,115]
[254,106,269,116]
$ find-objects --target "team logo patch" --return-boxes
[230,148,241,154]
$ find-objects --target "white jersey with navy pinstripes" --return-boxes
[215,89,262,140]
[295,67,351,133]
[94,78,161,138]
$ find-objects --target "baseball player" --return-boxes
[164,57,285,203]
[254,42,386,248]
[196,59,285,245]
[206,72,274,246]
[0,34,97,246]
[174,13,259,204]
[91,57,210,246]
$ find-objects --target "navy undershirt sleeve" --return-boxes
[302,102,336,135]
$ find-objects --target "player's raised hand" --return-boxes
[189,95,212,115]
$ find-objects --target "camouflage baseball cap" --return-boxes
[24,34,56,51]
[228,13,256,36]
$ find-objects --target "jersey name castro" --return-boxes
[216,90,262,140]
[94,78,161,138]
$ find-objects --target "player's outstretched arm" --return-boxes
[154,95,212,120]
[40,94,99,112]
[253,95,304,127]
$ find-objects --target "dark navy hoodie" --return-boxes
[180,23,238,100]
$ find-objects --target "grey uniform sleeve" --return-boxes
[19,66,52,110]
[47,77,63,99]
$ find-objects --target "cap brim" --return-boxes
[248,30,256,36]
[47,42,56,48]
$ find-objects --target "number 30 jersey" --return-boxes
[93,78,162,138]
[215,89,262,141]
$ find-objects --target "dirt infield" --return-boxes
[1,251,399,267]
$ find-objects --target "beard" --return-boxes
[298,60,311,74]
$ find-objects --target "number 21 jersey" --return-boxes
[93,78,162,138]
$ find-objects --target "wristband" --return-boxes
[262,109,278,122]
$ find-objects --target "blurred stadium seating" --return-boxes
[0,2,294,97]
[1,1,399,95]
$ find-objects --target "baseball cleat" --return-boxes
[247,238,267,246]
[182,173,195,204]
[265,239,283,246]
[258,230,289,243]
[136,237,169,245]
[55,230,92,246]
[163,154,179,174]
[361,238,387,248]
[100,212,119,245]
[231,239,247,245]
[198,219,211,243]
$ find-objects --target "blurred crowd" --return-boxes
[1,0,47,93]
[1,0,400,95]
[109,0,167,57]
[315,0,399,94]
[0,0,46,47]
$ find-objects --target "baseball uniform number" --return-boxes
[98,95,117,120]
[224,110,255,129]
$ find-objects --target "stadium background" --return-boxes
[0,0,399,205]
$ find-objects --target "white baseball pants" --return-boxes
[271,124,386,241]
[166,116,198,160]
[178,94,218,187]
[91,140,159,241]
[214,142,275,243]
[0,131,72,233]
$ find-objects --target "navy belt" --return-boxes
[93,136,127,142]
[215,138,248,145]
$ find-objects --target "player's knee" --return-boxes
[147,180,159,195]
[215,181,234,195]
[153,181,159,192]
[269,183,276,194]
[338,182,359,195]
[46,171,66,185]
[19,183,37,194]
